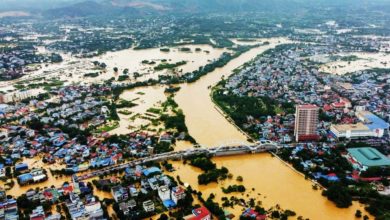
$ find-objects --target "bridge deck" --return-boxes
[76,143,279,181]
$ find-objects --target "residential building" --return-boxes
[0,89,44,103]
[30,206,45,220]
[111,186,128,203]
[184,207,211,220]
[142,200,155,212]
[158,185,171,201]
[294,104,319,141]
[171,186,186,205]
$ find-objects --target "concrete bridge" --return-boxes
[77,140,280,181]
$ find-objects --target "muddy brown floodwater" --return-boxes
[171,38,373,219]
[3,38,375,219]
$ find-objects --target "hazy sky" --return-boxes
[1,0,389,12]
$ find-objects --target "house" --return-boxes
[127,199,137,209]
[158,185,176,209]
[159,133,173,143]
[158,185,171,201]
[143,200,155,212]
[46,214,62,220]
[30,206,45,220]
[184,207,211,220]
[128,186,139,197]
[119,200,137,216]
[119,202,130,216]
[241,208,267,220]
[84,200,104,219]
[111,186,128,203]
[171,186,186,205]
[15,163,28,172]
[148,177,159,190]
[66,198,85,219]
[0,164,5,177]
[143,166,161,177]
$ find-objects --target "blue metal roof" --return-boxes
[18,173,33,182]
[162,199,176,208]
[15,163,28,171]
[363,112,389,130]
[143,167,161,176]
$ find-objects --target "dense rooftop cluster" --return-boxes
[0,45,62,80]
[214,41,390,218]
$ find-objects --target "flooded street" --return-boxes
[2,157,69,198]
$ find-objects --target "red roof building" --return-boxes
[185,207,211,220]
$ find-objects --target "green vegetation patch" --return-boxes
[222,184,246,194]
[154,61,187,71]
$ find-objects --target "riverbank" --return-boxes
[204,40,376,219]
[175,38,289,147]
[169,154,372,220]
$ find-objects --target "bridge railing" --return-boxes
[77,143,280,180]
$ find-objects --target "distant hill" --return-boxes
[43,0,166,18]
[44,1,109,18]
[41,0,390,18]
[42,0,310,18]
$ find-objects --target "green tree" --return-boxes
[123,68,129,74]
[355,210,362,218]
[158,214,169,220]
[322,184,352,208]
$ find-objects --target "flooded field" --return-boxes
[1,44,227,91]
[94,44,227,82]
[320,52,390,75]
[111,85,167,135]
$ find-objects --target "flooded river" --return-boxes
[175,38,288,147]
[118,38,371,219]
[170,38,372,219]
[170,154,371,220]
[3,38,374,219]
